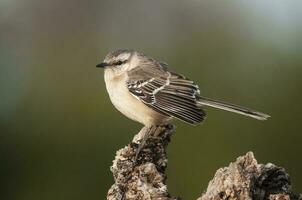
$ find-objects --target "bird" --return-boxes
[96,49,270,128]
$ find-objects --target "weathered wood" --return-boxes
[198,152,300,200]
[107,125,301,200]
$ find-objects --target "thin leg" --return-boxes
[135,126,158,161]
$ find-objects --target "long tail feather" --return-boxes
[197,97,270,120]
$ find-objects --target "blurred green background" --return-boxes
[1,1,302,199]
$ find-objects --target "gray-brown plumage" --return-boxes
[97,49,270,126]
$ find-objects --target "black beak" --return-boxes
[96,62,109,68]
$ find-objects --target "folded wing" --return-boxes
[126,58,206,124]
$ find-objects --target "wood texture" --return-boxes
[107,125,301,200]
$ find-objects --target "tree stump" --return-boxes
[107,125,301,200]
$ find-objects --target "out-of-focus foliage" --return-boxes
[1,1,301,200]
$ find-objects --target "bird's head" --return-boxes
[96,49,138,74]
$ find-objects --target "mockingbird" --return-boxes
[97,49,269,127]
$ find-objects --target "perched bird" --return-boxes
[96,49,269,127]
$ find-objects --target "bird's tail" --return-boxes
[197,97,270,120]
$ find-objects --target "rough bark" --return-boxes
[107,125,301,200]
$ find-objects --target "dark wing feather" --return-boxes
[126,58,206,124]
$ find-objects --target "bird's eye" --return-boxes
[116,61,124,65]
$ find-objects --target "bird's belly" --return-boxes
[105,77,169,125]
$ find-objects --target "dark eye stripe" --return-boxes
[115,60,126,65]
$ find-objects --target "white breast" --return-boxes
[104,69,170,126]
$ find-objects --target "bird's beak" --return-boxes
[96,62,109,68]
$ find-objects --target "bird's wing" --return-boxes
[126,59,206,124]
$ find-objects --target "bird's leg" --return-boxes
[135,125,158,162]
[135,126,151,161]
